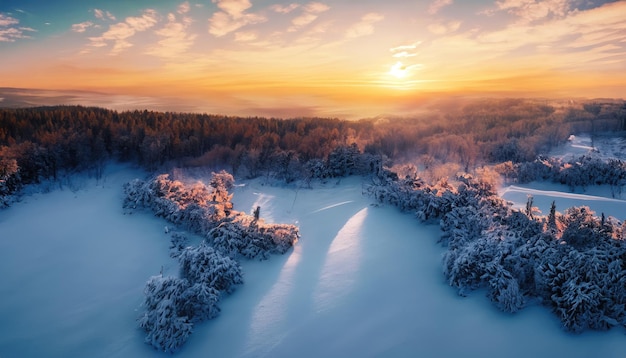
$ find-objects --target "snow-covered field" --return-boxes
[500,183,626,220]
[1,161,626,357]
[502,133,626,220]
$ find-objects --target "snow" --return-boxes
[550,134,626,161]
[502,133,626,220]
[500,183,626,220]
[0,164,176,357]
[2,168,626,357]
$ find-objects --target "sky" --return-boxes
[0,0,625,119]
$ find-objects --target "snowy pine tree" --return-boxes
[178,242,243,294]
[139,276,193,353]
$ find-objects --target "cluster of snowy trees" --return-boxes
[495,155,626,195]
[366,170,626,332]
[124,171,235,233]
[139,243,242,352]
[127,170,299,352]
[123,171,299,260]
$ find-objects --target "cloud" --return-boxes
[214,0,252,17]
[392,51,417,58]
[415,0,626,82]
[126,10,159,31]
[428,0,453,15]
[0,13,36,42]
[209,0,266,37]
[178,1,191,14]
[234,31,257,42]
[72,21,94,33]
[390,42,422,52]
[146,12,197,59]
[271,3,300,14]
[493,0,571,24]
[427,20,461,35]
[94,9,116,21]
[87,9,159,54]
[0,13,19,27]
[345,12,384,39]
[304,2,330,13]
[288,13,318,31]
[287,2,329,32]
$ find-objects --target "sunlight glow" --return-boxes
[0,1,624,118]
[314,207,367,312]
[389,61,408,79]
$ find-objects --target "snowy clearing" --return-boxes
[502,133,626,220]
[500,184,626,220]
[550,133,626,161]
[1,168,626,357]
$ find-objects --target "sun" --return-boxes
[389,61,408,79]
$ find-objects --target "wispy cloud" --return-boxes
[178,1,191,14]
[234,31,257,42]
[287,2,329,32]
[0,13,36,42]
[271,3,300,14]
[208,0,266,37]
[491,0,571,24]
[345,12,384,39]
[304,2,330,13]
[427,20,461,35]
[0,13,18,27]
[390,42,422,52]
[428,0,453,15]
[87,9,158,55]
[72,21,94,33]
[94,9,116,21]
[146,11,197,59]
[420,1,626,82]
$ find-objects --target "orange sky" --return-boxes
[1,0,625,118]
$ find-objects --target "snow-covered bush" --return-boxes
[140,243,243,352]
[138,276,193,353]
[534,243,626,332]
[179,242,243,294]
[486,265,525,313]
[208,216,299,260]
[169,232,188,258]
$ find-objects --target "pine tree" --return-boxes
[547,200,557,233]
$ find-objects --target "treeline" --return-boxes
[1,99,624,204]
[366,170,626,333]
[494,154,626,196]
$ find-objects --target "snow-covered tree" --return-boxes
[178,242,243,294]
[169,232,188,258]
[138,276,193,353]
[560,206,602,249]
[208,218,300,260]
[487,265,525,313]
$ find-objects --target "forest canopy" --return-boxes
[1,98,625,203]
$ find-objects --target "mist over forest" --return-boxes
[2,97,625,200]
